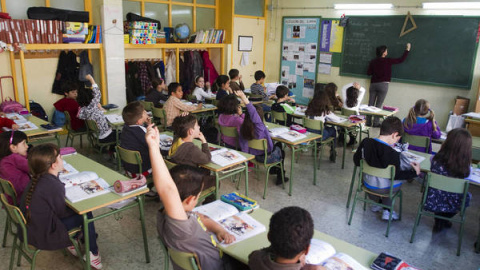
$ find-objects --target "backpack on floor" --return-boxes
[29,100,48,121]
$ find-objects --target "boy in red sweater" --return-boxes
[53,81,85,131]
[0,112,18,132]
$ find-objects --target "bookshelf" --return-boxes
[124,43,226,82]
[9,43,105,110]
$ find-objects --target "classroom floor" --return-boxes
[1,128,480,270]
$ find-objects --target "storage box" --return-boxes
[65,22,88,35]
[129,21,157,30]
[130,37,156,44]
[453,96,470,115]
[130,29,157,38]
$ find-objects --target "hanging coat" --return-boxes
[192,51,204,84]
[138,61,152,95]
[52,51,80,95]
[201,51,218,84]
[153,61,165,80]
[165,52,176,85]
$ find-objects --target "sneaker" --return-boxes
[84,252,103,270]
[382,209,399,221]
[370,205,383,213]
[67,245,78,257]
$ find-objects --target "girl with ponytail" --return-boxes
[214,75,232,100]
[403,99,441,153]
[21,144,103,269]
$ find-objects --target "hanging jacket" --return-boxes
[201,51,218,84]
[138,62,152,95]
[165,52,176,85]
[182,51,193,96]
[192,51,204,85]
[125,61,143,103]
[52,51,79,95]
[153,61,165,80]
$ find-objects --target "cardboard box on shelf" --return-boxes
[453,96,470,115]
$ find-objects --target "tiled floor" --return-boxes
[1,129,480,269]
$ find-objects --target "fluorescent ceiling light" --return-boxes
[422,2,480,9]
[334,3,394,9]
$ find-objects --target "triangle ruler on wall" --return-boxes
[399,12,417,37]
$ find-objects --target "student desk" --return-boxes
[64,154,150,270]
[220,208,377,267]
[22,115,63,146]
[358,108,397,119]
[265,122,322,195]
[161,131,254,199]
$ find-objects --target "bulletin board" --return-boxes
[318,18,344,69]
[279,17,321,105]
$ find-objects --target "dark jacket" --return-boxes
[20,173,76,250]
[367,50,409,83]
[120,125,151,174]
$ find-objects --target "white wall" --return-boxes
[265,0,480,127]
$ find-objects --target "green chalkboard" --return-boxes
[340,16,480,89]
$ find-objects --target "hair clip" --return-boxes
[9,130,14,145]
[26,205,29,209]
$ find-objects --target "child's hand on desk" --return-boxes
[217,230,235,245]
[145,124,160,148]
[411,162,421,175]
[11,124,19,130]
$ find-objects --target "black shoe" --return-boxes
[443,220,453,229]
[329,150,336,162]
[433,219,444,233]
[269,167,280,175]
[276,176,289,186]
[373,123,381,128]
[347,136,356,146]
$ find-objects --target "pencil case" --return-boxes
[60,147,77,156]
[290,124,307,133]
[114,175,147,193]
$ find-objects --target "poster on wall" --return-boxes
[320,20,344,53]
[280,17,321,105]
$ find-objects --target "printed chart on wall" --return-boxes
[319,19,344,70]
[280,17,321,105]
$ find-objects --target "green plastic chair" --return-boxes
[271,111,288,126]
[348,160,402,237]
[168,247,201,270]
[402,133,431,153]
[140,100,154,112]
[248,139,284,199]
[410,172,469,256]
[116,145,143,174]
[85,119,117,153]
[219,126,238,149]
[341,107,370,148]
[0,178,17,248]
[64,111,88,148]
[345,165,360,208]
[152,107,167,131]
[0,194,83,270]
[303,117,335,172]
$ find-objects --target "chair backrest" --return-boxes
[219,126,238,147]
[116,146,143,175]
[361,160,395,179]
[0,178,18,204]
[247,139,268,163]
[473,147,480,161]
[402,134,431,153]
[152,107,167,128]
[249,94,263,101]
[271,111,287,126]
[85,119,99,133]
[426,172,469,194]
[140,101,154,112]
[341,107,357,116]
[64,111,73,131]
[167,247,201,270]
[303,117,325,133]
[164,159,177,170]
[211,99,219,107]
[0,194,32,252]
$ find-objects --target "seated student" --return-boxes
[403,99,441,153]
[0,131,29,205]
[249,206,321,270]
[77,75,116,144]
[20,144,102,269]
[146,125,239,270]
[271,85,295,126]
[164,82,202,127]
[0,113,18,133]
[250,70,273,118]
[54,81,85,131]
[229,69,245,91]
[192,76,215,102]
[235,90,288,185]
[214,75,233,100]
[353,116,420,220]
[145,78,168,107]
[324,83,343,111]
[341,82,366,113]
[304,85,339,161]
[120,101,152,177]
[424,128,472,233]
[218,95,244,149]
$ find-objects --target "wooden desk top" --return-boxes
[358,108,397,117]
[220,208,377,267]
[265,122,322,146]
[64,154,147,215]
[22,115,64,137]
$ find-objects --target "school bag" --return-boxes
[29,100,48,121]
[0,76,24,113]
[51,110,66,127]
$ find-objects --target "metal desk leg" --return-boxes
[342,127,347,169]
[138,195,150,263]
[83,214,91,270]
[289,147,296,196]
[55,133,60,147]
[244,161,249,196]
[313,143,318,185]
[215,172,220,199]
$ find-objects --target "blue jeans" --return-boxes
[307,126,337,143]
[61,212,99,254]
[255,144,283,163]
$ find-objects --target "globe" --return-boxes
[174,24,190,42]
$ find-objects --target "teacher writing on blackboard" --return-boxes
[367,43,411,127]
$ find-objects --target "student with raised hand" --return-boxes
[20,144,102,269]
[367,43,411,127]
[214,75,233,100]
[341,82,366,113]
[353,116,420,221]
[424,128,472,233]
[235,90,288,185]
[403,99,441,153]
[146,124,241,270]
[192,76,215,102]
[228,68,245,91]
[249,206,321,270]
[164,82,202,127]
[0,131,29,205]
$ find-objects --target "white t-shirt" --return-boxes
[341,83,366,112]
[193,86,215,102]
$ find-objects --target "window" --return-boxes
[235,0,264,17]
[6,0,44,20]
[123,0,141,20]
[196,7,215,30]
[50,0,84,11]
